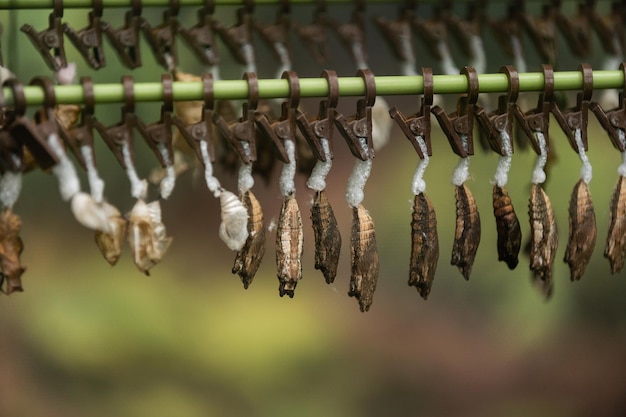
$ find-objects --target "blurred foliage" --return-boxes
[1,2,626,417]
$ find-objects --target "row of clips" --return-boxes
[11,0,626,72]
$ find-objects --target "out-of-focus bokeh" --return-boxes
[1,2,626,416]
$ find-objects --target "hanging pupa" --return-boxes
[94,202,127,266]
[232,190,266,289]
[276,194,303,298]
[349,204,379,312]
[127,199,172,276]
[606,174,626,273]
[0,208,25,295]
[311,190,341,284]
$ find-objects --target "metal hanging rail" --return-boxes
[1,70,624,106]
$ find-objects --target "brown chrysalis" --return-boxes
[310,189,341,284]
[233,190,267,289]
[276,194,304,298]
[605,175,626,273]
[410,192,439,300]
[0,208,26,295]
[127,199,173,276]
[94,202,127,266]
[528,184,558,298]
[451,184,481,280]
[493,184,522,270]
[349,204,380,312]
[564,179,596,281]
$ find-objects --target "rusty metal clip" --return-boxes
[102,0,142,69]
[57,76,97,170]
[213,2,255,67]
[375,4,415,63]
[588,0,625,56]
[474,65,520,156]
[486,1,524,59]
[0,84,22,173]
[411,4,449,61]
[328,0,367,66]
[212,72,258,164]
[551,63,593,153]
[141,0,179,71]
[432,66,478,158]
[295,0,329,64]
[553,0,592,58]
[389,67,433,159]
[520,1,558,64]
[63,0,106,69]
[296,69,339,162]
[20,0,66,71]
[255,0,292,65]
[178,1,219,66]
[441,0,485,59]
[334,69,375,161]
[172,73,216,166]
[591,62,626,152]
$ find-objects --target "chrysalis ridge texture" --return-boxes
[529,184,558,298]
[311,190,341,284]
[232,191,267,289]
[451,184,481,280]
[0,208,25,294]
[128,199,173,276]
[409,193,439,300]
[605,175,626,273]
[276,194,303,298]
[349,204,380,312]
[564,179,596,281]
[493,184,522,269]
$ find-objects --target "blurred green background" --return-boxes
[1,2,626,416]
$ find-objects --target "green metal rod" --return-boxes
[2,71,624,106]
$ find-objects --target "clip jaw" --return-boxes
[102,0,142,69]
[513,64,554,155]
[20,5,67,72]
[172,74,216,167]
[389,67,433,159]
[63,1,106,69]
[141,3,179,72]
[411,5,449,61]
[375,5,415,63]
[441,0,484,60]
[214,5,254,67]
[296,70,338,162]
[213,73,258,164]
[553,1,592,58]
[432,66,478,158]
[551,63,593,153]
[520,2,557,64]
[475,65,520,156]
[255,5,292,65]
[334,69,376,161]
[591,62,626,152]
[178,2,219,66]
[295,2,329,64]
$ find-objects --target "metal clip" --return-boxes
[441,0,485,60]
[93,76,136,169]
[588,1,625,56]
[141,0,179,71]
[4,77,59,170]
[20,0,66,71]
[486,1,524,59]
[512,64,554,155]
[213,72,258,164]
[255,0,292,65]
[135,74,174,168]
[172,73,215,166]
[294,0,329,64]
[375,4,415,64]
[553,0,592,58]
[520,1,557,64]
[63,0,106,69]
[432,66,478,158]
[102,0,142,69]
[474,65,519,156]
[334,68,375,161]
[0,85,22,173]
[296,69,339,162]
[411,4,449,61]
[591,62,626,152]
[329,1,367,66]
[213,2,255,67]
[178,1,219,66]
[389,67,433,159]
[57,76,96,170]
[551,63,593,153]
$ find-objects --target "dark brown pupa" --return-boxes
[528,184,558,299]
[276,194,304,298]
[605,175,626,273]
[349,204,380,312]
[311,189,341,284]
[493,184,522,270]
[451,184,481,280]
[0,208,26,295]
[410,192,439,300]
[233,190,267,289]
[564,179,596,281]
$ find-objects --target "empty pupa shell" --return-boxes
[493,184,522,270]
[311,189,341,284]
[606,175,626,273]
[233,190,267,289]
[564,179,596,281]
[451,184,481,280]
[71,192,111,233]
[128,199,173,276]
[55,104,81,130]
[94,202,128,266]
[349,204,380,312]
[276,194,304,298]
[0,208,26,295]
[410,192,439,300]
[528,183,558,299]
[218,190,249,251]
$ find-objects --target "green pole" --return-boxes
[2,71,624,106]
